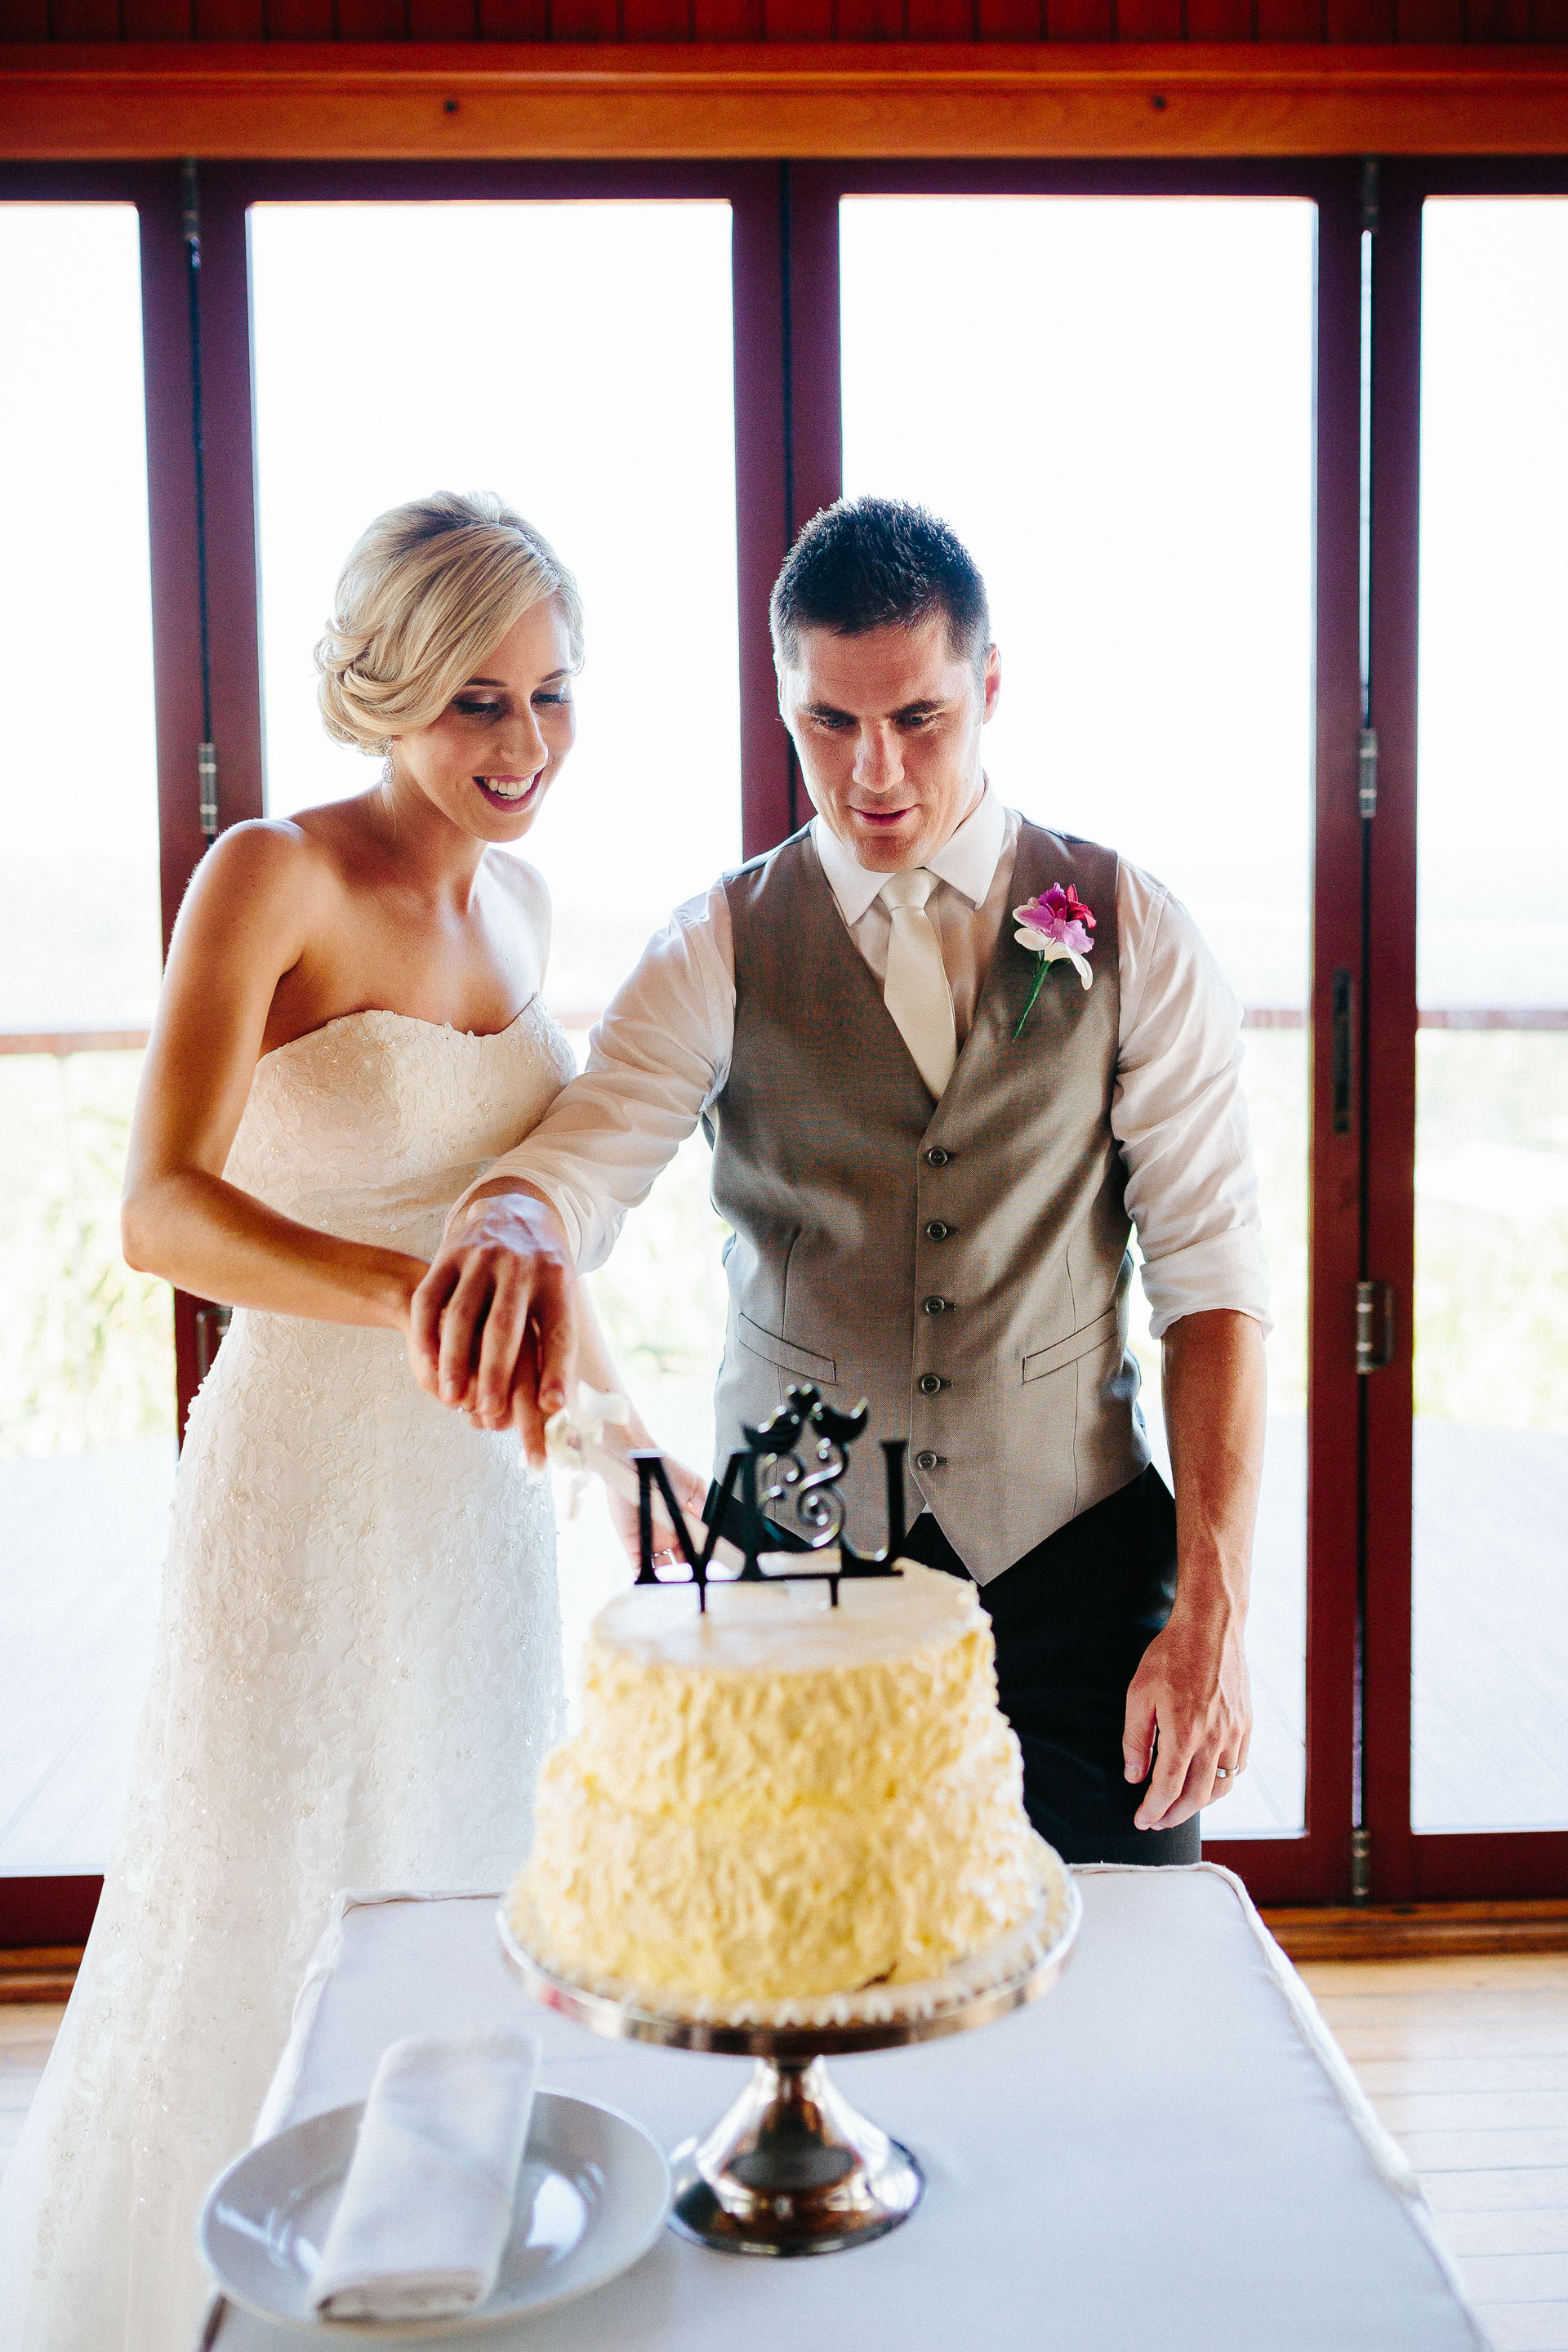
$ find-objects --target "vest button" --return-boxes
[922,1295,951,1316]
[924,1220,951,1241]
[915,1450,944,1472]
[918,1374,946,1396]
[924,1147,950,1167]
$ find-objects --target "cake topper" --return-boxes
[633,1385,907,1611]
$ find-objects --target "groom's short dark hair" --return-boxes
[770,497,991,678]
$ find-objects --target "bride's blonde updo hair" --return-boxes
[315,491,584,757]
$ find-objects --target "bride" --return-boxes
[0,491,690,2350]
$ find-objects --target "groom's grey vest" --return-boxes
[707,820,1147,1585]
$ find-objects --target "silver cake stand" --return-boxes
[497,1874,1081,2259]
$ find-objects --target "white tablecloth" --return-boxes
[207,1865,1487,2351]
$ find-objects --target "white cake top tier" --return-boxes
[595,1561,980,1677]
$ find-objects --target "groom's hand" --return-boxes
[409,1183,577,1470]
[1120,1601,1252,1833]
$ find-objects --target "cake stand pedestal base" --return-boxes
[667,2055,924,2256]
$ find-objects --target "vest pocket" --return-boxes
[1021,1305,1122,1385]
[737,1312,838,1386]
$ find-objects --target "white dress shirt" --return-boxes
[460,786,1271,1341]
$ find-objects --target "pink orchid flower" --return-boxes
[1012,883,1096,1038]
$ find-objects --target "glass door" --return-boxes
[243,185,748,1699]
[1413,197,1568,1839]
[795,163,1365,1901]
[0,199,172,1902]
[1365,167,1568,1902]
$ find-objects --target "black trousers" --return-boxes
[706,1462,1199,1867]
[901,1468,1200,1867]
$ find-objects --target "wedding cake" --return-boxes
[509,1563,1046,2008]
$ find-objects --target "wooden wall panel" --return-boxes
[834,0,906,38]
[547,0,618,34]
[46,0,123,38]
[1044,0,1114,33]
[265,0,332,35]
[694,0,763,34]
[197,0,267,38]
[408,0,480,32]
[1394,0,1460,33]
[479,0,549,35]
[14,0,1568,36]
[976,0,1037,30]
[1187,0,1254,36]
[122,0,190,35]
[334,0,405,31]
[623,0,686,37]
[1044,0,1115,34]
[1119,0,1184,33]
[1325,0,1392,33]
[765,0,833,32]
[909,0,972,37]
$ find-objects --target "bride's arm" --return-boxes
[121,823,427,1330]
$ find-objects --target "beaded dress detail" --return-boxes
[0,1004,575,2352]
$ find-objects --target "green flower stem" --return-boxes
[1012,958,1049,1042]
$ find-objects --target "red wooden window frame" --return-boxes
[1361,157,1568,1906]
[12,154,1561,1944]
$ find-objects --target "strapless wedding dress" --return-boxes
[0,1005,574,2352]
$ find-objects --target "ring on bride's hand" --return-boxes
[1214,1766,1231,1780]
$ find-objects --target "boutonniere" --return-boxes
[1012,884,1096,1040]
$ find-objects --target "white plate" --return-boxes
[199,2090,670,2337]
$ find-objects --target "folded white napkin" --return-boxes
[311,2029,540,2323]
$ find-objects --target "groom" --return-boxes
[414,497,1267,1865]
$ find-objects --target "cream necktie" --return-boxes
[879,868,957,1099]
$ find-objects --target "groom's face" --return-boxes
[779,614,1000,872]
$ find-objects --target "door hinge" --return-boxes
[1350,1825,1372,1904]
[198,741,219,843]
[1358,726,1379,820]
[1355,1280,1395,1374]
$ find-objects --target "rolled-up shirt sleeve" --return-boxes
[1113,862,1272,1341]
[445,884,736,1270]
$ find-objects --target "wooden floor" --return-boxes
[1300,1953,1568,2352]
[4,1955,1568,2345]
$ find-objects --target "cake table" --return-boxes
[198,1865,1486,2351]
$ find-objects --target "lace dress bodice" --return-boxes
[224,999,576,1254]
[1,1003,577,2352]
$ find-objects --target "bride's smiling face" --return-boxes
[390,599,578,842]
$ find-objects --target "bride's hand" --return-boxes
[605,1454,710,1571]
[409,1183,577,1471]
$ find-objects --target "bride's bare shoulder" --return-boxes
[181,814,345,926]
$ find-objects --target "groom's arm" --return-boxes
[1122,1309,1265,1831]
[1109,863,1272,1831]
[408,889,735,1454]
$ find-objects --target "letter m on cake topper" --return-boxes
[631,1387,907,1612]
